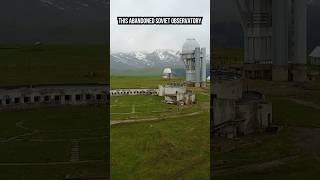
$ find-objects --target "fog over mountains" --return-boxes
[111,49,210,70]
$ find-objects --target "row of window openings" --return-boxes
[0,94,104,105]
[111,91,157,95]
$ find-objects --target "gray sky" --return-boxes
[110,0,210,53]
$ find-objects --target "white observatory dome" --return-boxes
[163,68,172,74]
[182,38,200,54]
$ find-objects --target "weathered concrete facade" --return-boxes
[236,0,307,82]
[181,38,207,87]
[159,83,195,105]
[110,89,158,96]
[213,71,272,138]
[110,83,196,105]
[0,84,108,111]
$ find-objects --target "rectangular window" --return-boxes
[75,94,82,101]
[34,96,40,103]
[24,97,31,103]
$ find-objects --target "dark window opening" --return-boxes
[24,97,31,103]
[65,95,71,101]
[96,94,102,100]
[75,94,81,101]
[34,96,40,102]
[85,94,91,100]
[5,99,10,105]
[54,95,61,102]
[14,98,20,104]
[44,96,50,102]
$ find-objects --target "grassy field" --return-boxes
[110,76,184,89]
[0,105,107,179]
[110,76,210,179]
[214,78,320,180]
[0,45,108,86]
[0,44,108,179]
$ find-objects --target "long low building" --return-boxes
[0,84,108,111]
[110,89,158,96]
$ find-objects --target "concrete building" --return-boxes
[110,83,195,105]
[159,83,195,105]
[181,38,207,87]
[213,71,272,138]
[0,84,108,111]
[110,89,158,96]
[235,0,307,82]
[310,46,320,65]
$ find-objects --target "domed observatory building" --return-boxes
[181,38,207,87]
[162,67,172,79]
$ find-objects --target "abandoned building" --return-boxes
[110,83,195,105]
[236,0,307,82]
[158,83,195,105]
[213,71,272,138]
[162,68,173,79]
[310,46,320,65]
[0,84,108,111]
[110,89,158,96]
[181,38,207,87]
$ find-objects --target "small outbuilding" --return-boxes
[162,68,172,79]
[310,46,320,65]
[158,83,195,105]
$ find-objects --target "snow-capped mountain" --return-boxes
[111,49,182,70]
[111,49,210,70]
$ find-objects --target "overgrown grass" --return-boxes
[110,76,184,89]
[0,45,108,86]
[111,113,210,180]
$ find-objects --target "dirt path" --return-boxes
[288,98,320,110]
[111,111,202,125]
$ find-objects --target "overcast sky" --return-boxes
[110,0,210,53]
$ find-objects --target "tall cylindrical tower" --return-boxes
[181,38,206,87]
[236,0,272,64]
[291,0,307,81]
[272,0,289,81]
[201,48,207,83]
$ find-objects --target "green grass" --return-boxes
[0,45,108,86]
[111,113,210,180]
[110,76,184,89]
[0,105,107,179]
[110,76,210,179]
[214,76,320,179]
[111,95,201,121]
[0,162,107,180]
[271,97,320,127]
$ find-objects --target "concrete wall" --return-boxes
[158,85,186,97]
[0,84,108,111]
[213,79,242,100]
[213,99,237,126]
[258,103,272,128]
[110,89,158,96]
